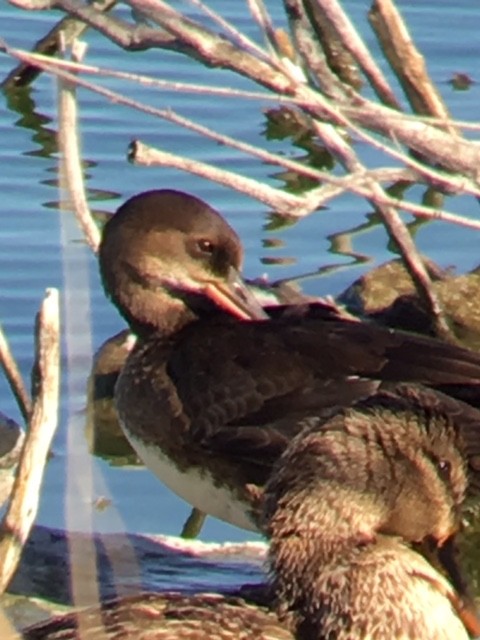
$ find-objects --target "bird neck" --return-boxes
[108,279,198,339]
[266,485,384,615]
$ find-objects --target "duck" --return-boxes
[262,383,479,639]
[20,385,480,639]
[98,188,480,531]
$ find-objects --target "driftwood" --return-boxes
[0,290,60,639]
[0,290,60,594]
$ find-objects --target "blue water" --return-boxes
[0,1,479,548]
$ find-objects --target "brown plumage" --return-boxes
[20,593,293,640]
[262,386,477,639]
[97,189,480,530]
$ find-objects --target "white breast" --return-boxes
[126,431,258,532]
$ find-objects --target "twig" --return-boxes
[338,92,480,180]
[1,0,117,89]
[308,123,454,341]
[341,114,480,199]
[19,0,294,91]
[132,139,480,230]
[0,288,60,594]
[129,141,304,214]
[186,0,281,70]
[313,0,400,108]
[301,0,361,88]
[1,49,280,100]
[0,325,31,424]
[247,0,284,63]
[284,0,346,97]
[368,179,454,341]
[57,37,101,253]
[369,0,456,133]
[5,41,479,232]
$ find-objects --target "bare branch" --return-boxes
[1,49,276,100]
[367,178,454,340]
[0,289,60,594]
[369,0,456,133]
[187,0,278,65]
[314,0,400,108]
[339,95,480,180]
[57,39,101,253]
[2,0,116,89]
[284,0,347,97]
[129,140,304,214]
[308,125,455,341]
[0,325,31,424]
[9,0,178,49]
[246,0,283,60]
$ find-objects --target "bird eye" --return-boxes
[197,239,215,255]
[436,459,452,481]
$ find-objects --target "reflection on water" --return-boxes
[3,85,56,158]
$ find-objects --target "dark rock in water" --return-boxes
[339,260,480,350]
[85,330,139,463]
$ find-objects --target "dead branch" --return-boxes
[5,0,480,181]
[192,0,279,65]
[129,141,304,213]
[4,41,480,233]
[307,0,400,107]
[353,103,479,180]
[1,0,116,89]
[306,122,454,341]
[369,0,456,133]
[57,37,101,253]
[284,0,347,98]
[0,326,31,424]
[301,0,361,88]
[0,289,60,595]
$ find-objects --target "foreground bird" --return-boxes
[97,189,480,530]
[262,385,479,639]
[21,386,479,639]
